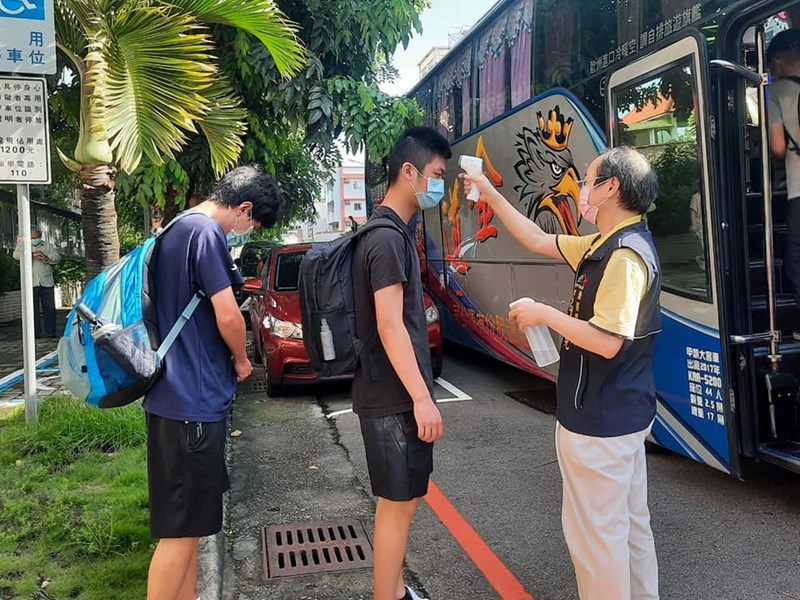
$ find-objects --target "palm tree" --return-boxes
[55,0,305,277]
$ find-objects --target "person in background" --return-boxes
[463,146,662,600]
[144,165,283,600]
[767,28,800,340]
[352,127,450,600]
[13,225,60,337]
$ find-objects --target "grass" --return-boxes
[0,396,152,599]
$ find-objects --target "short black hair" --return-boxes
[596,147,659,214]
[388,127,452,185]
[767,29,800,65]
[210,165,283,228]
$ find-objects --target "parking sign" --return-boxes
[0,76,50,183]
[0,0,56,75]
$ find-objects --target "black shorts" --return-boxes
[146,412,230,539]
[359,411,433,501]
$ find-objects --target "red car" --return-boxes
[242,243,443,396]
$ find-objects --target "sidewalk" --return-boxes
[0,310,68,412]
[221,374,379,599]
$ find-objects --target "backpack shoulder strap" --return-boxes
[356,215,414,248]
[152,210,207,360]
[156,290,205,360]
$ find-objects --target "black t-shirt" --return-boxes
[351,206,434,417]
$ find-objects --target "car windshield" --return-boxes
[274,252,306,292]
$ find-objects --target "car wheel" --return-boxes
[432,354,443,380]
[266,370,284,397]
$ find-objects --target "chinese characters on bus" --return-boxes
[686,346,725,426]
[590,4,703,75]
[0,77,50,183]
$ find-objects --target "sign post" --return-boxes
[0,0,56,425]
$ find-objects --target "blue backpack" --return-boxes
[58,212,203,408]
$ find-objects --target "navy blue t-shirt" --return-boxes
[143,213,244,422]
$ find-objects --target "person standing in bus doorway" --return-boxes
[767,29,800,340]
[463,146,661,600]
[352,127,450,600]
[13,225,60,338]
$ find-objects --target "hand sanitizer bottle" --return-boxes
[320,318,336,361]
[509,298,560,367]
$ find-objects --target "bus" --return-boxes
[366,0,800,477]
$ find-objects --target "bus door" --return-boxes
[607,35,740,476]
[720,4,800,473]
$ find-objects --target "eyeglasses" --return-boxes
[576,176,611,188]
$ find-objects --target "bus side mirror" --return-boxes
[241,278,265,296]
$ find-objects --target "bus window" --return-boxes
[613,61,709,299]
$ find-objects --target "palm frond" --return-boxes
[88,6,218,173]
[167,0,306,76]
[55,0,90,67]
[196,81,247,177]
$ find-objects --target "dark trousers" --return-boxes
[33,285,56,337]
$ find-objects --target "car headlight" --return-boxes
[271,317,303,339]
[425,303,439,324]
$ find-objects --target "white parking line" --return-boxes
[326,377,472,419]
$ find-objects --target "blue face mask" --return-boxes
[226,209,254,247]
[411,168,445,210]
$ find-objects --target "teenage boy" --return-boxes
[352,127,451,600]
[144,165,283,600]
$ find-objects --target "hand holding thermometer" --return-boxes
[459,155,484,201]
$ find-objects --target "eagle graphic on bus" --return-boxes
[514,106,582,236]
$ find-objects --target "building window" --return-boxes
[353,203,363,211]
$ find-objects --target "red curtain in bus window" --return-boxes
[477,7,510,126]
[510,0,533,107]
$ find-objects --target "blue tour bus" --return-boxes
[366,0,800,477]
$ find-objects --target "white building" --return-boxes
[294,158,367,242]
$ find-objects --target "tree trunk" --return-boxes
[79,164,119,279]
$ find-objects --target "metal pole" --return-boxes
[756,28,781,371]
[17,183,37,425]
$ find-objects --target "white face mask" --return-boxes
[578,177,610,225]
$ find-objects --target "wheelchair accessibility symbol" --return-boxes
[0,0,45,21]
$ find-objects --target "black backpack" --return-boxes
[781,75,800,156]
[298,216,411,377]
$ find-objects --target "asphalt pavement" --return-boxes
[223,346,800,600]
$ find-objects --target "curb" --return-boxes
[198,531,225,600]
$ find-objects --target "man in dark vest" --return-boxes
[463,146,661,600]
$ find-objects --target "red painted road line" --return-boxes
[424,480,536,600]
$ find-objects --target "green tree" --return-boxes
[55,0,305,277]
[113,0,425,235]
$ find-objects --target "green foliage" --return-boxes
[0,249,20,294]
[326,77,423,158]
[52,256,87,287]
[56,0,305,175]
[0,396,150,598]
[2,396,146,466]
[649,141,701,235]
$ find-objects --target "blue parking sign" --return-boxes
[0,0,45,21]
[0,0,54,74]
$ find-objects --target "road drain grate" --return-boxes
[249,380,268,393]
[262,518,373,579]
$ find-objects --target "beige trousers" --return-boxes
[555,422,659,600]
